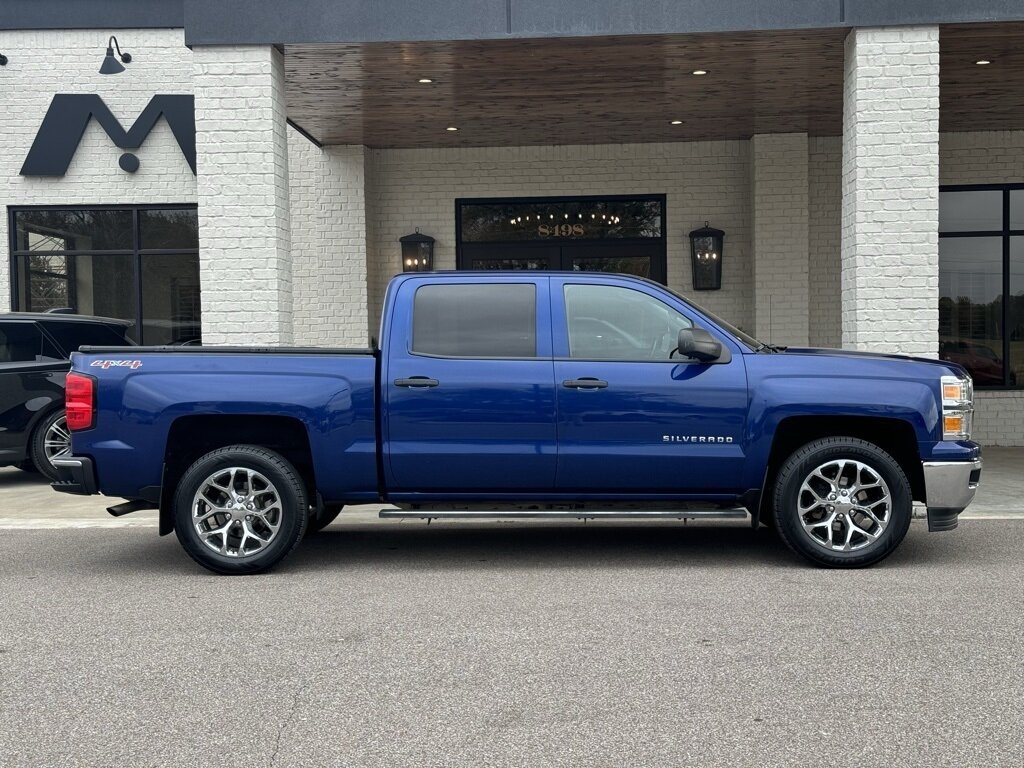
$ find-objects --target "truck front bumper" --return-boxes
[51,456,98,496]
[922,458,982,532]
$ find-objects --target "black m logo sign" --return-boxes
[21,94,196,176]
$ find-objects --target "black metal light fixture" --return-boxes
[0,54,8,66]
[689,221,725,291]
[99,36,131,74]
[400,229,435,272]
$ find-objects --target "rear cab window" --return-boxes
[412,283,537,358]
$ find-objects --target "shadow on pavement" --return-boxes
[26,519,983,577]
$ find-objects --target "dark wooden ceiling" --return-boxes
[940,23,1024,133]
[283,23,1024,148]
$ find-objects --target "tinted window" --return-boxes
[939,190,1003,232]
[0,323,51,364]
[412,284,537,357]
[939,237,1004,386]
[11,206,200,346]
[139,208,199,250]
[14,209,132,251]
[564,284,691,361]
[43,322,132,356]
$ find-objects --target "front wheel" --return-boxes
[173,445,308,575]
[773,437,912,568]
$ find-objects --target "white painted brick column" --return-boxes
[841,27,939,356]
[288,134,371,346]
[751,133,810,345]
[193,46,292,345]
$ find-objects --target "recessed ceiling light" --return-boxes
[418,77,433,83]
[446,126,459,131]
[692,69,708,75]
[975,59,991,65]
[670,120,683,125]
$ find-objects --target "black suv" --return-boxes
[0,313,133,480]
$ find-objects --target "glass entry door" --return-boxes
[456,195,668,284]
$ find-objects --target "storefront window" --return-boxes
[938,186,1024,388]
[460,197,663,243]
[9,206,200,345]
[457,196,668,284]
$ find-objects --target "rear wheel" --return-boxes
[173,445,308,575]
[29,410,72,481]
[773,437,912,568]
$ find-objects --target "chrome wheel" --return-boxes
[43,415,72,464]
[192,467,283,559]
[797,459,892,552]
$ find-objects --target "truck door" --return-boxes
[384,277,557,495]
[551,277,748,494]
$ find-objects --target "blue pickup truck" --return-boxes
[52,272,982,574]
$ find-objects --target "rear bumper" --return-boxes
[922,458,982,532]
[51,456,98,496]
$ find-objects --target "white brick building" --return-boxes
[1,1,1023,445]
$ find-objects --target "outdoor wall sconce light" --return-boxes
[99,36,131,74]
[689,221,725,291]
[0,54,8,66]
[400,229,435,272]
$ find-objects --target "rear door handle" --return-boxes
[394,376,439,388]
[562,378,608,390]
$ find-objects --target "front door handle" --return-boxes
[394,377,439,388]
[562,378,608,390]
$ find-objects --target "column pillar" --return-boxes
[841,27,940,356]
[751,133,810,346]
[194,46,292,345]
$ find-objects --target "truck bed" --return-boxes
[69,346,379,502]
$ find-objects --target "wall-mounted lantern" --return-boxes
[400,229,435,272]
[99,36,131,75]
[689,221,724,291]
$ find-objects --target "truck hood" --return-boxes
[779,347,967,375]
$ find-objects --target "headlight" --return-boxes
[940,374,974,441]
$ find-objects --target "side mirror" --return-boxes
[677,327,723,362]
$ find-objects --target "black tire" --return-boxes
[773,437,912,568]
[308,505,343,533]
[29,409,69,482]
[16,460,39,474]
[173,445,309,575]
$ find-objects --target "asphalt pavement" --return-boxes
[1,519,1022,767]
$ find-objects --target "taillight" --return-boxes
[65,373,96,431]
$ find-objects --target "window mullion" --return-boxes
[1004,189,1012,387]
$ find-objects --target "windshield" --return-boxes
[660,285,764,351]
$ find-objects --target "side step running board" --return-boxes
[379,508,748,520]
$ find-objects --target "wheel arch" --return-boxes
[159,414,316,536]
[756,415,924,526]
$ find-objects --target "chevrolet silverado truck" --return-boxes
[52,272,982,574]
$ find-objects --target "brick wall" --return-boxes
[751,133,809,346]
[808,136,842,348]
[365,141,753,339]
[193,45,293,345]
[0,28,197,308]
[288,136,370,347]
[841,26,940,358]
